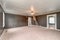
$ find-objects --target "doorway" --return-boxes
[47,14,57,30]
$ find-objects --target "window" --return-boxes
[48,16,55,24]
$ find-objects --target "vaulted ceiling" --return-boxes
[0,0,60,16]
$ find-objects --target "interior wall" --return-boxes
[0,5,3,13]
[57,12,60,29]
[0,13,3,28]
[5,13,28,28]
[31,17,38,25]
[34,13,60,29]
[0,5,3,28]
[0,5,4,35]
[35,15,47,27]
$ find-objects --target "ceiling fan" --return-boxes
[26,5,37,16]
[26,5,38,25]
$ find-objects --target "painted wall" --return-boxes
[0,5,3,13]
[0,13,3,28]
[0,5,4,35]
[5,13,60,29]
[5,13,28,28]
[0,5,3,28]
[33,13,60,29]
[57,13,60,29]
[32,15,47,27]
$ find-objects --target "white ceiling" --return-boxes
[0,0,60,16]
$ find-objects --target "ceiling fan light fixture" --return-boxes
[30,5,35,15]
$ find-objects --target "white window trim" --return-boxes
[47,14,57,30]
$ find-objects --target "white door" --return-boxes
[47,14,57,30]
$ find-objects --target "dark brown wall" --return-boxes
[34,15,47,27]
[57,13,60,29]
[5,13,28,28]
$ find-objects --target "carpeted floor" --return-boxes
[0,26,60,40]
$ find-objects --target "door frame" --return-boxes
[47,14,57,30]
[3,12,5,28]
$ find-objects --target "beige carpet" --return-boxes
[0,26,60,40]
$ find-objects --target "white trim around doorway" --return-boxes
[47,14,57,30]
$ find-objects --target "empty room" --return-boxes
[0,0,60,40]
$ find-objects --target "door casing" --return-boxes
[47,14,57,30]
